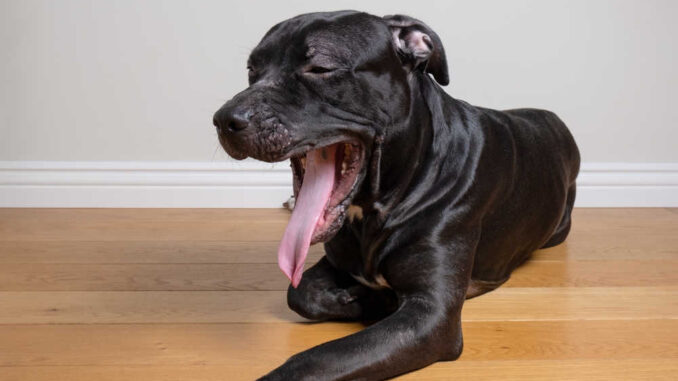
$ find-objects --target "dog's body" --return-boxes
[214,11,579,380]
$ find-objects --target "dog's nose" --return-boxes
[214,107,250,133]
[225,110,250,132]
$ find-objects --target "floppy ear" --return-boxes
[383,14,450,86]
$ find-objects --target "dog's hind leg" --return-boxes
[286,256,397,321]
[541,183,576,249]
[466,277,509,299]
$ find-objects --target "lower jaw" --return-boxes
[310,203,348,244]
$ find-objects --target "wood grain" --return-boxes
[0,320,676,366]
[0,208,290,241]
[0,287,674,324]
[2,360,676,381]
[0,208,677,380]
[0,240,326,264]
[0,260,675,291]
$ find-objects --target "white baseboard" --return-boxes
[0,161,676,207]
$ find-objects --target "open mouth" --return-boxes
[278,141,365,287]
[290,142,364,242]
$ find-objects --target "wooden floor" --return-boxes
[0,208,676,380]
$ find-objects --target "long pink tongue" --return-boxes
[278,145,336,287]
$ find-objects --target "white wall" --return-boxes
[1,0,677,206]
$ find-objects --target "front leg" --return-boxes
[263,239,475,380]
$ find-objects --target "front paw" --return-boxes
[288,284,364,321]
[335,285,365,304]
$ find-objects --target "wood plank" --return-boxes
[0,208,291,241]
[0,241,325,264]
[400,359,678,381]
[0,320,675,366]
[1,260,676,291]
[531,237,678,261]
[2,208,676,245]
[504,259,678,287]
[0,209,675,262]
[0,263,292,291]
[462,286,678,322]
[0,208,293,222]
[2,359,677,381]
[0,238,676,265]
[569,208,678,228]
[0,263,287,291]
[0,287,674,324]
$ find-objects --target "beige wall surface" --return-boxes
[1,0,676,163]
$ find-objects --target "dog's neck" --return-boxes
[362,73,476,228]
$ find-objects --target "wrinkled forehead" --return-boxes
[249,11,390,65]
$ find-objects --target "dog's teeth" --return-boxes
[300,157,306,169]
[344,144,351,157]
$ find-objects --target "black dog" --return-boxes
[213,10,579,380]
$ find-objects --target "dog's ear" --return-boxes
[383,15,449,86]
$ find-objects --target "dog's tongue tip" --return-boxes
[291,270,303,288]
[277,145,336,286]
[278,259,304,288]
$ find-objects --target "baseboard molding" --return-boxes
[1,161,676,207]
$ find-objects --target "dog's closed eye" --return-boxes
[305,65,336,75]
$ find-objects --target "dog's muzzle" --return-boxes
[213,101,292,162]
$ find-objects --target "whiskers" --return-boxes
[211,141,225,162]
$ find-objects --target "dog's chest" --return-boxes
[326,245,390,289]
[351,272,391,289]
[325,239,391,289]
[345,244,392,290]
[326,211,392,289]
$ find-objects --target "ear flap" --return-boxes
[383,15,450,86]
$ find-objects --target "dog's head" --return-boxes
[213,11,448,285]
